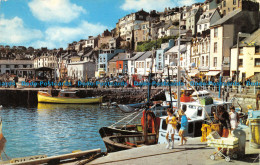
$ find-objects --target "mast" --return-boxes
[177,12,181,109]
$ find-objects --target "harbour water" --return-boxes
[0,104,127,159]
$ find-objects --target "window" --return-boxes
[119,64,122,68]
[239,59,243,67]
[6,65,9,68]
[158,53,162,60]
[255,59,260,66]
[100,57,102,62]
[14,65,18,68]
[223,10,226,16]
[233,7,236,10]
[158,62,162,69]
[206,56,209,66]
[214,42,217,53]
[147,62,150,68]
[103,57,106,62]
[199,25,201,30]
[239,48,243,54]
[142,62,144,68]
[131,61,134,65]
[214,57,217,67]
[136,62,138,68]
[233,0,236,5]
[255,46,260,54]
[223,0,226,7]
[204,24,207,29]
[214,28,218,37]
[202,56,205,66]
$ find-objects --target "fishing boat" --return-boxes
[118,103,146,113]
[37,90,102,104]
[103,134,157,152]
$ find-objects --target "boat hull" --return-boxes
[37,93,102,104]
[99,126,142,138]
[103,134,157,153]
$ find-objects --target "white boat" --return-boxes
[158,99,232,144]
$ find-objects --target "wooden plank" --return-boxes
[10,148,101,165]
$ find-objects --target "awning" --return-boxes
[188,70,199,77]
[205,71,220,76]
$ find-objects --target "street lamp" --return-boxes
[236,32,250,93]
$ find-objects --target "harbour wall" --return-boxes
[0,88,165,107]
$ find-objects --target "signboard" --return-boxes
[10,155,47,163]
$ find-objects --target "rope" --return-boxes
[110,111,139,127]
[123,110,144,130]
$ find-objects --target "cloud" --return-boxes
[0,15,43,45]
[120,0,197,11]
[33,21,108,48]
[28,0,86,23]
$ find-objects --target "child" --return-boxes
[166,108,177,149]
[178,110,188,146]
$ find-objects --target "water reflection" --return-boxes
[0,104,126,158]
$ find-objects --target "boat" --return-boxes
[118,103,145,113]
[37,90,102,104]
[103,134,157,153]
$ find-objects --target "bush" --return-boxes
[136,36,177,51]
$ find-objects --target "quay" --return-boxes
[0,88,165,106]
[79,137,258,165]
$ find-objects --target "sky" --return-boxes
[0,0,203,49]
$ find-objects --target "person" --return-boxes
[229,106,239,131]
[214,105,231,137]
[178,109,188,146]
[165,108,177,149]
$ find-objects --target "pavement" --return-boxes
[88,138,259,165]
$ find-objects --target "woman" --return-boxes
[214,105,231,137]
[165,108,177,149]
[178,110,188,146]
[229,106,239,130]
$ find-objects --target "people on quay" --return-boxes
[229,106,239,131]
[214,105,231,138]
[178,109,188,146]
[165,108,177,149]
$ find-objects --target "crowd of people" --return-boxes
[165,105,240,150]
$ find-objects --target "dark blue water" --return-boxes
[0,104,126,159]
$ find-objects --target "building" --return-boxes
[186,6,203,35]
[127,52,145,75]
[0,60,34,77]
[196,9,221,34]
[155,39,175,75]
[219,0,259,16]
[230,28,260,81]
[67,61,96,80]
[96,49,125,77]
[135,51,153,76]
[107,53,131,76]
[209,9,259,77]
[191,36,210,76]
[83,36,99,49]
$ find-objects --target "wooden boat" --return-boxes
[103,134,157,153]
[37,90,102,104]
[99,125,143,138]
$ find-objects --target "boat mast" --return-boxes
[177,13,181,109]
[144,20,155,144]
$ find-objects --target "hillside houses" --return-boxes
[0,0,259,82]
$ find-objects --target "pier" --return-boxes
[0,88,165,106]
